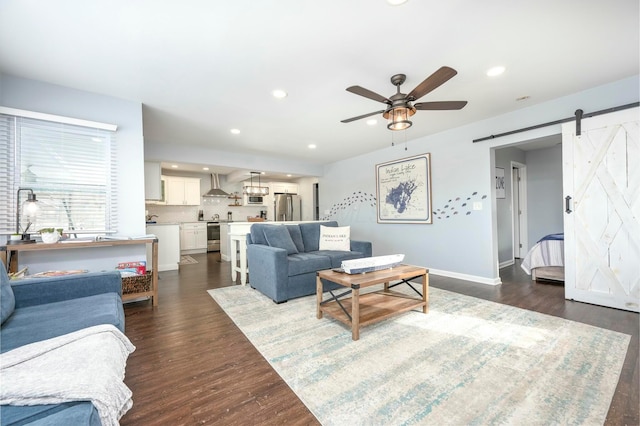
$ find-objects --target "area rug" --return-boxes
[179,255,198,265]
[208,285,630,425]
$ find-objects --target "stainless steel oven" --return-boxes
[207,222,220,252]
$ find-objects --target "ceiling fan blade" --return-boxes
[407,66,458,101]
[346,86,391,104]
[414,101,468,110]
[341,110,386,123]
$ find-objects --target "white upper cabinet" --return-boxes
[165,176,201,205]
[271,182,298,194]
[144,162,162,200]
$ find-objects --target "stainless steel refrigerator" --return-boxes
[273,194,301,221]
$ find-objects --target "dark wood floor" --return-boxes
[120,254,639,425]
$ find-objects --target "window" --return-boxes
[0,108,118,236]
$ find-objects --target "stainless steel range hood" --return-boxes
[203,174,229,198]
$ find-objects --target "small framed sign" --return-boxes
[495,167,506,199]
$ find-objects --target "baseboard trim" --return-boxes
[428,268,502,286]
[499,259,515,269]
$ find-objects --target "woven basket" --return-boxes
[122,272,152,294]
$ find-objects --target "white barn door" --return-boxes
[562,107,639,312]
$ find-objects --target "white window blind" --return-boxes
[0,112,118,235]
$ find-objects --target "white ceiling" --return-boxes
[0,1,638,178]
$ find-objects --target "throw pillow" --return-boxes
[318,225,350,251]
[263,225,299,255]
[286,225,305,253]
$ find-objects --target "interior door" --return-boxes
[562,107,639,312]
[511,163,527,259]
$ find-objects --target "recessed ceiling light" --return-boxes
[203,167,209,171]
[230,128,240,134]
[272,89,288,99]
[486,66,506,77]
[171,164,178,168]
[286,174,292,177]
[308,144,317,149]
[366,119,377,126]
[387,0,408,5]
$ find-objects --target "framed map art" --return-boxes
[376,153,432,224]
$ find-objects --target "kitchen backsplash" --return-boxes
[145,201,266,223]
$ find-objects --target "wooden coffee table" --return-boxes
[316,264,428,340]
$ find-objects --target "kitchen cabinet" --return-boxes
[165,176,201,205]
[271,182,298,194]
[144,162,162,200]
[180,222,207,253]
[146,177,167,205]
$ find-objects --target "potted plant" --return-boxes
[39,228,62,244]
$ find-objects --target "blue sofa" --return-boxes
[0,266,125,426]
[247,221,372,303]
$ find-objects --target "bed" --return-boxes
[520,233,564,283]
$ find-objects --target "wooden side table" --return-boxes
[1,238,160,306]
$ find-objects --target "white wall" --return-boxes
[318,75,639,284]
[526,144,564,246]
[0,74,147,273]
[3,73,637,279]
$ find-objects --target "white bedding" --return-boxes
[521,237,564,275]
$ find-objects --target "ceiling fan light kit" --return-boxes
[384,106,415,130]
[342,66,468,131]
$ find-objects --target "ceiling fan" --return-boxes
[341,66,467,130]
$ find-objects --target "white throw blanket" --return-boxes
[0,324,136,426]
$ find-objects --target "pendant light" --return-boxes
[243,172,269,195]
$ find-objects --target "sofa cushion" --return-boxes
[287,253,332,276]
[1,277,15,325]
[319,225,350,251]
[0,292,124,353]
[264,225,298,255]
[286,225,305,253]
[299,221,338,252]
[311,250,366,268]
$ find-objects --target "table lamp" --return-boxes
[9,188,39,245]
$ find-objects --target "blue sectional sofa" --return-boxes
[0,266,125,425]
[247,221,372,303]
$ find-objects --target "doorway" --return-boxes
[313,183,319,220]
[511,162,527,259]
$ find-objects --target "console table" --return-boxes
[1,238,160,306]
